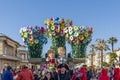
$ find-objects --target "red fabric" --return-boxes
[72,68,87,80]
[16,68,34,80]
[79,68,87,80]
[48,59,55,64]
[72,71,77,80]
[12,72,16,76]
[57,69,61,75]
[99,69,110,80]
[113,68,120,80]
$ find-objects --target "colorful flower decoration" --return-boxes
[20,26,47,58]
[65,26,93,44]
[45,17,72,37]
[20,26,47,45]
[65,26,93,58]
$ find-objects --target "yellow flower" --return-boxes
[84,32,88,37]
[50,21,54,25]
[74,26,78,31]
[50,25,55,30]
[79,35,84,41]
[61,26,65,30]
[45,19,50,25]
[65,34,69,38]
[23,32,28,38]
[48,32,52,37]
[29,40,34,45]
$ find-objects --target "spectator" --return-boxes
[99,68,110,80]
[2,66,13,80]
[16,65,34,80]
[113,68,120,80]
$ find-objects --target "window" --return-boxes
[4,46,7,54]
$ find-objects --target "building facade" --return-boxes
[17,45,30,68]
[0,34,20,72]
[86,48,120,67]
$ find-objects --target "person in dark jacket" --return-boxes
[2,66,13,80]
[52,68,58,80]
[87,68,93,80]
[58,64,71,80]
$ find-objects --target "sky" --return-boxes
[0,0,120,56]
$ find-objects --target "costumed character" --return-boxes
[57,63,71,80]
[57,47,67,64]
[46,49,56,68]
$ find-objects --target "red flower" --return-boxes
[40,27,44,34]
[56,32,60,35]
[89,28,93,34]
[74,39,79,44]
[68,40,72,44]
[70,21,72,26]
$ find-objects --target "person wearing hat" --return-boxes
[2,65,13,80]
[16,65,34,80]
[57,63,71,80]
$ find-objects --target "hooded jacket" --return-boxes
[16,68,34,80]
[99,69,110,80]
[2,66,13,80]
[113,68,120,80]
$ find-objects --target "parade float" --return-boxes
[45,17,72,57]
[20,18,93,65]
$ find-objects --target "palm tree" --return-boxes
[108,37,118,52]
[89,44,95,65]
[95,39,109,67]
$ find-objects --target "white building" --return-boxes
[86,48,120,67]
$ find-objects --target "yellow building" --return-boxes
[0,34,20,72]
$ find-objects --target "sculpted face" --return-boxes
[48,52,55,58]
[58,50,65,57]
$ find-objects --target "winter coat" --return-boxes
[16,68,34,80]
[2,67,13,80]
[113,68,120,80]
[99,69,110,80]
[79,68,87,80]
